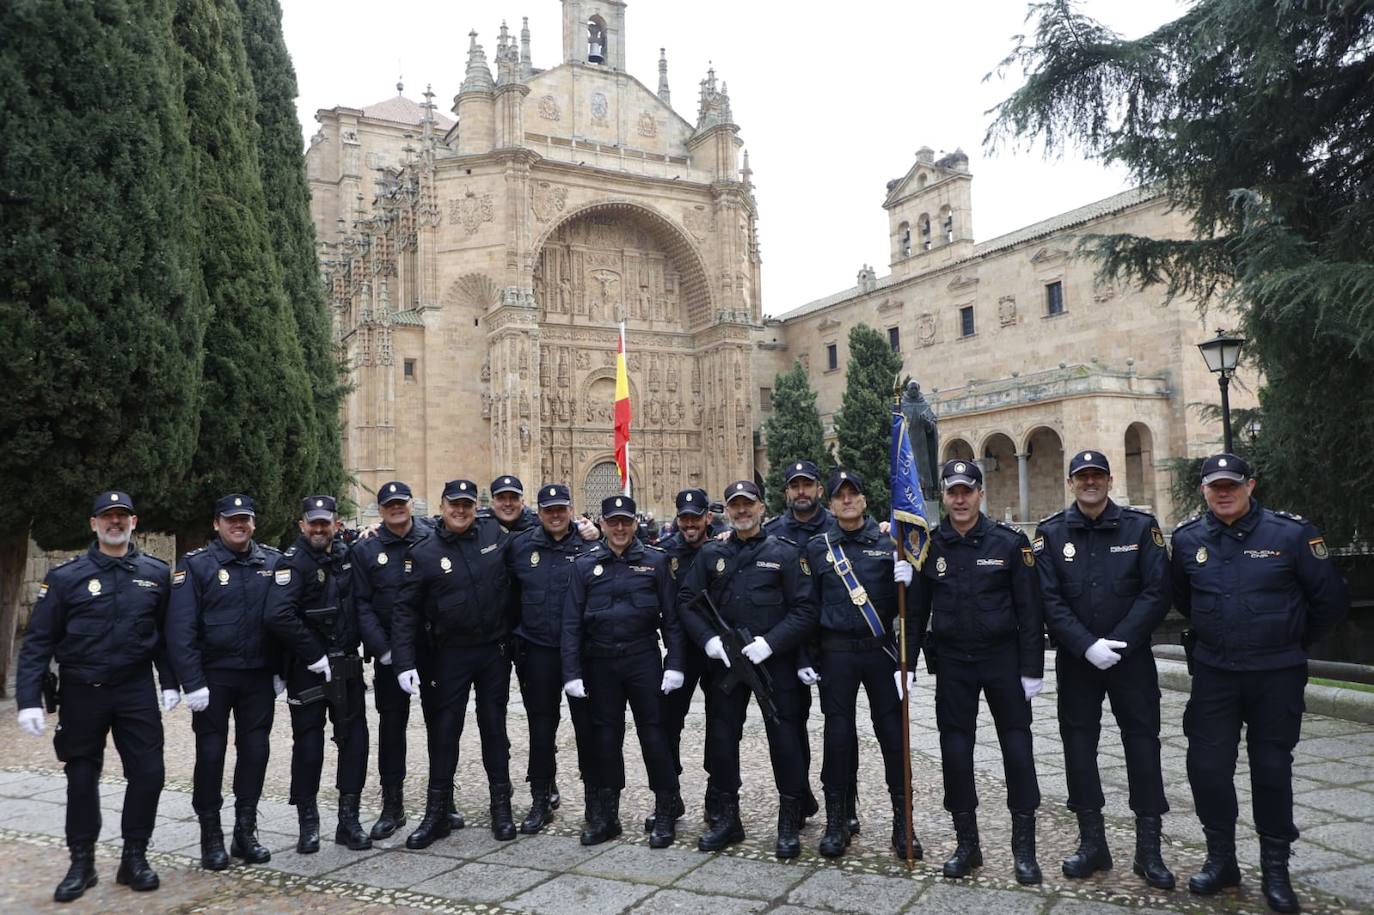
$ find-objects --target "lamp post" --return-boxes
[1197,329,1246,454]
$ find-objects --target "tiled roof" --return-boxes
[360,94,454,129]
[774,274,899,322]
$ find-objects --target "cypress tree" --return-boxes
[834,324,903,519]
[0,0,202,693]
[235,0,347,503]
[762,360,829,514]
[172,0,315,547]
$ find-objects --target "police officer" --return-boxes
[16,491,176,901]
[167,493,282,871]
[708,501,729,537]
[562,494,685,847]
[480,475,540,532]
[764,460,831,821]
[805,469,919,860]
[391,479,518,848]
[1035,450,1174,887]
[654,487,714,831]
[1172,454,1348,913]
[352,480,446,840]
[678,480,818,859]
[265,496,370,854]
[506,483,602,834]
[916,460,1044,884]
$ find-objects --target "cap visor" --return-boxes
[1071,464,1110,475]
[603,510,635,519]
[539,498,572,508]
[491,486,522,496]
[379,495,410,505]
[303,510,334,522]
[444,493,478,503]
[219,510,255,518]
[1201,471,1246,485]
[725,493,761,503]
[942,476,978,491]
[677,507,706,517]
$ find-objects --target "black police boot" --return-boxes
[644,791,683,833]
[1260,835,1300,913]
[847,781,862,835]
[890,789,923,860]
[698,792,745,851]
[702,784,723,826]
[489,781,518,841]
[198,813,229,871]
[405,787,453,850]
[370,784,407,840]
[230,804,272,864]
[776,794,803,859]
[296,799,321,854]
[1132,815,1175,889]
[1188,825,1242,895]
[521,780,554,835]
[818,786,850,858]
[53,844,97,903]
[549,780,562,810]
[116,838,159,892]
[1062,809,1112,879]
[942,811,983,878]
[648,792,678,849]
[335,793,373,850]
[446,788,466,830]
[1011,811,1043,885]
[802,787,820,821]
[581,787,623,845]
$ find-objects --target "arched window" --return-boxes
[899,221,912,257]
[587,16,607,63]
[918,214,931,251]
[584,460,624,508]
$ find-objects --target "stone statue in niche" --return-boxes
[900,379,941,499]
[520,424,531,451]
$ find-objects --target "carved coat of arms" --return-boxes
[450,193,494,234]
[531,181,568,223]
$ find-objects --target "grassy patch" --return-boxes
[1310,677,1374,694]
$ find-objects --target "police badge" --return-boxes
[317,569,326,583]
[440,557,452,572]
[87,579,102,595]
[1152,528,1165,548]
[1309,537,1329,560]
[530,551,540,567]
[715,558,726,574]
[377,552,389,566]
[1195,546,1208,564]
[593,564,604,577]
[218,569,230,585]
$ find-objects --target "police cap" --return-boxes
[442,479,478,503]
[601,495,636,519]
[725,480,763,503]
[784,460,821,484]
[1069,450,1111,476]
[675,487,709,517]
[490,475,524,496]
[1201,453,1252,485]
[302,495,337,522]
[941,460,983,491]
[379,481,412,504]
[92,491,135,516]
[827,468,864,496]
[215,493,256,517]
[537,484,572,508]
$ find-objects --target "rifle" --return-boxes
[688,589,780,723]
[292,607,363,734]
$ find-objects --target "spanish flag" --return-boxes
[614,321,631,496]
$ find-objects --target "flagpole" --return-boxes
[897,519,915,868]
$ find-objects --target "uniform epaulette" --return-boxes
[1271,509,1306,524]
[50,554,83,572]
[1174,514,1203,531]
[1121,506,1157,520]
[283,546,298,557]
[1037,509,1065,526]
[261,544,282,553]
[994,519,1022,533]
[773,535,799,547]
[182,546,207,559]
[141,553,170,567]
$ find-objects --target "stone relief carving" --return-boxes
[590,92,609,123]
[916,312,938,346]
[537,95,560,120]
[682,206,715,240]
[450,192,494,234]
[531,181,568,223]
[637,111,657,137]
[998,295,1017,326]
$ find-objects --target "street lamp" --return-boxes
[1197,329,1246,453]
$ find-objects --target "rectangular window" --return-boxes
[759,386,773,414]
[959,305,975,337]
[826,343,838,371]
[1046,281,1064,316]
[888,326,901,352]
[403,358,416,379]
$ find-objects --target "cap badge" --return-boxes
[593,563,604,576]
[736,483,745,491]
[389,484,396,493]
[615,498,623,507]
[935,556,947,574]
[795,463,803,470]
[530,550,540,567]
[1063,542,1076,560]
[217,569,230,585]
[685,494,693,502]
[459,483,468,491]
[504,477,511,484]
[1196,546,1208,564]
[440,556,452,572]
[377,552,389,566]
[1083,452,1093,461]
[548,488,556,496]
[234,497,243,507]
[839,471,848,479]
[88,578,102,595]
[954,462,966,474]
[316,499,324,508]
[111,493,120,502]
[1218,458,1228,467]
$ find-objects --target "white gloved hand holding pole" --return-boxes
[1084,638,1128,670]
[894,669,916,698]
[273,676,286,697]
[893,559,914,585]
[797,667,820,686]
[704,636,731,668]
[17,708,45,736]
[741,636,773,664]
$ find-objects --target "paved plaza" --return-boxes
[3,654,1373,913]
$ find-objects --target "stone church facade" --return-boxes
[307,0,1253,526]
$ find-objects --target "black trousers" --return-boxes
[420,640,511,791]
[935,642,1040,814]
[660,644,707,778]
[818,645,906,794]
[515,640,594,786]
[1185,661,1306,842]
[55,672,164,847]
[287,665,369,803]
[373,659,410,789]
[191,667,274,816]
[703,655,808,798]
[584,648,679,793]
[1057,646,1167,816]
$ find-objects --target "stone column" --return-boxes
[1016,452,1031,523]
[973,458,989,516]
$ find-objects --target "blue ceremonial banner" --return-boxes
[890,407,931,569]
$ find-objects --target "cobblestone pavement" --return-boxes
[3,653,1373,913]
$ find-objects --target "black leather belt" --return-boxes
[583,637,657,658]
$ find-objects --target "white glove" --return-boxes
[714,529,732,541]
[894,669,916,698]
[893,559,914,585]
[161,689,181,712]
[564,678,587,699]
[576,518,599,541]
[660,670,685,694]
[307,655,332,682]
[379,650,393,666]
[185,687,210,712]
[17,707,45,737]
[704,636,731,668]
[273,676,286,697]
[1084,638,1128,670]
[1021,676,1044,701]
[797,666,820,686]
[741,635,773,664]
[397,669,421,695]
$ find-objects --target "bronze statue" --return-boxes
[901,379,940,499]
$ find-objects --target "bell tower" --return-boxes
[561,0,627,70]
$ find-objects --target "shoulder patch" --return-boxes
[1032,536,1045,555]
[1151,528,1165,548]
[274,569,292,586]
[1309,537,1329,560]
[1021,546,1035,567]
[172,569,187,587]
[36,582,49,600]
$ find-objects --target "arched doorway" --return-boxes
[1025,426,1066,521]
[982,433,1018,521]
[1124,422,1156,511]
[584,460,630,515]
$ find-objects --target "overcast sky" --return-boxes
[281,0,1187,317]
